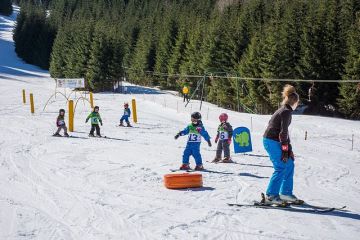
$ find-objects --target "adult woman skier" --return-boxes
[263,85,300,204]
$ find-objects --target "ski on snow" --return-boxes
[52,135,129,141]
[169,169,233,174]
[88,135,130,141]
[170,169,195,173]
[52,135,88,139]
[227,202,345,213]
[228,193,346,213]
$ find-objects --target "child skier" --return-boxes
[213,113,233,163]
[174,112,211,171]
[53,109,69,137]
[119,103,132,127]
[85,106,103,137]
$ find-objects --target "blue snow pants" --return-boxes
[263,138,294,196]
[182,142,202,166]
[120,115,129,123]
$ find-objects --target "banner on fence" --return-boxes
[56,78,85,89]
[233,127,253,153]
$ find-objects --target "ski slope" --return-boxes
[1,7,360,240]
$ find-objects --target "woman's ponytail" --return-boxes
[282,84,299,106]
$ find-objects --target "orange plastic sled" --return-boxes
[164,173,203,189]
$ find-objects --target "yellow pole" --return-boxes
[22,89,26,104]
[30,93,34,114]
[89,92,94,108]
[132,98,137,123]
[69,100,74,132]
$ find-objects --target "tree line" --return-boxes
[13,0,360,119]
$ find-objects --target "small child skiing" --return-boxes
[174,112,211,171]
[53,109,69,137]
[213,113,233,163]
[119,103,132,127]
[85,106,103,137]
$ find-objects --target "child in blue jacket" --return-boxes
[175,112,211,171]
[119,103,132,127]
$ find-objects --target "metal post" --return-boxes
[199,75,206,111]
[22,89,26,104]
[30,93,35,114]
[69,100,74,132]
[236,76,240,112]
[251,117,253,132]
[89,92,94,108]
[132,99,138,123]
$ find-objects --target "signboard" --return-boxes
[233,127,253,153]
[56,78,85,89]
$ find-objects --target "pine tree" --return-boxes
[154,17,178,88]
[59,22,90,77]
[338,16,360,119]
[86,25,112,91]
[49,26,70,78]
[238,33,266,113]
[13,5,55,69]
[167,24,188,88]
[128,19,155,85]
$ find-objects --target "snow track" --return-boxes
[1,7,360,240]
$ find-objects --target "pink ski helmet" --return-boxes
[219,113,228,122]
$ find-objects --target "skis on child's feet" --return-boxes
[52,133,70,137]
[52,133,87,139]
[118,123,132,127]
[88,134,106,138]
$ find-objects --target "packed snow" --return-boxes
[1,7,360,240]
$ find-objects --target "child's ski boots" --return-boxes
[64,133,70,137]
[194,165,204,171]
[89,133,95,137]
[212,157,221,163]
[180,164,191,170]
[222,157,233,163]
[53,133,61,137]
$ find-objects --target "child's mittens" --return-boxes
[207,140,212,147]
[174,133,180,140]
[215,135,219,143]
[227,138,232,145]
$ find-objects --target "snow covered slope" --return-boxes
[1,8,360,240]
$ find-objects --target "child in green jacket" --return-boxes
[86,106,103,137]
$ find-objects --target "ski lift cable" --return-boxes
[123,67,360,83]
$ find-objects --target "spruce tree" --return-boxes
[86,25,112,91]
[338,16,360,119]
